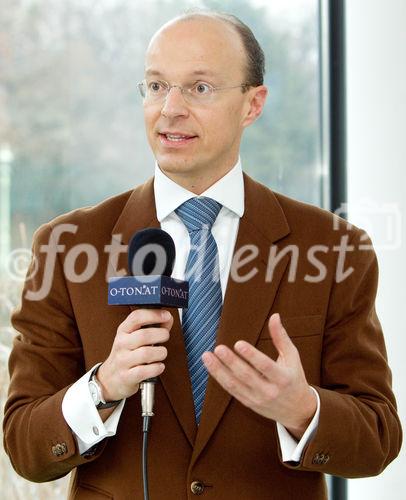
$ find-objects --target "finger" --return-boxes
[160,309,174,330]
[233,340,282,383]
[268,313,296,362]
[128,362,166,383]
[213,344,270,389]
[130,345,168,366]
[202,351,253,403]
[120,308,172,334]
[124,327,171,350]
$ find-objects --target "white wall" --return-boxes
[345,0,406,498]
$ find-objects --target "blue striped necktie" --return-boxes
[175,197,223,424]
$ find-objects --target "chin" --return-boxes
[156,156,196,174]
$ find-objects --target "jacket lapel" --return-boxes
[110,178,197,447]
[191,173,291,466]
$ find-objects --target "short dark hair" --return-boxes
[170,9,265,89]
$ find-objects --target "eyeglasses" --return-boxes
[138,79,251,105]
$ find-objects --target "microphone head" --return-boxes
[128,228,175,277]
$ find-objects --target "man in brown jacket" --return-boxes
[3,10,402,500]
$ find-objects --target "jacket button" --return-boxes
[191,481,205,495]
[312,452,329,465]
[51,443,67,456]
[312,453,323,465]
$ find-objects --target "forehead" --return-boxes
[144,18,246,80]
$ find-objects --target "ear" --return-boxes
[241,85,268,128]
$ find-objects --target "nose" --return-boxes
[160,86,189,118]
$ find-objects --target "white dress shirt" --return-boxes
[62,157,320,461]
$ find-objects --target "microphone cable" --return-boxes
[126,229,178,500]
[141,378,156,500]
[142,414,151,500]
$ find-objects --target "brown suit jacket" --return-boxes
[3,173,402,499]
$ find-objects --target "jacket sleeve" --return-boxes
[3,223,107,483]
[282,228,402,477]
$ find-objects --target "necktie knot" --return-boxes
[175,197,222,233]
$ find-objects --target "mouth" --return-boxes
[158,132,198,147]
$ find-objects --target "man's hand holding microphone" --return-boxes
[96,308,173,415]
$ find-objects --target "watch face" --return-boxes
[89,381,100,404]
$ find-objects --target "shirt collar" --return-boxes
[154,157,245,222]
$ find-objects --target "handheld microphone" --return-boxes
[108,228,188,309]
[107,228,189,416]
[108,228,189,500]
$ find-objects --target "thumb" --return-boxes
[268,313,294,360]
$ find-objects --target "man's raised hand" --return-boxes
[202,313,317,439]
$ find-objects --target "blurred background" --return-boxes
[0,0,404,498]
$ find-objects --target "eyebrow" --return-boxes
[145,69,217,78]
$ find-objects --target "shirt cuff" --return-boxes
[276,386,320,462]
[61,362,126,455]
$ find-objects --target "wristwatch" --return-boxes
[89,366,122,410]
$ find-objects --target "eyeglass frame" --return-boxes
[137,79,252,103]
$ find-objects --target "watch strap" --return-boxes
[96,399,122,410]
